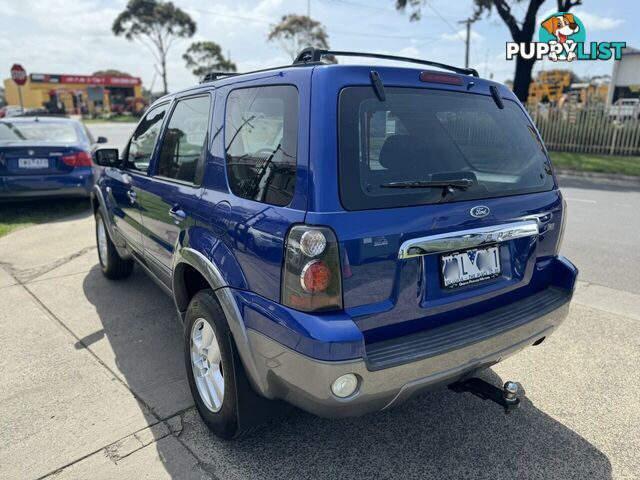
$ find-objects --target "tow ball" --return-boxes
[448,378,520,413]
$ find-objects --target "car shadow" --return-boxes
[82,266,611,480]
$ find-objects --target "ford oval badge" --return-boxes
[470,206,490,218]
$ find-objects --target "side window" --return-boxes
[126,103,168,172]
[225,85,298,206]
[156,95,211,184]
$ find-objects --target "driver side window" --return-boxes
[125,103,168,172]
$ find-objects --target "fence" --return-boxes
[526,103,640,156]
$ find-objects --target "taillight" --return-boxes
[62,151,92,167]
[281,225,343,312]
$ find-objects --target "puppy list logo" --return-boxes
[506,12,626,62]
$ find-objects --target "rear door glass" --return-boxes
[338,87,554,210]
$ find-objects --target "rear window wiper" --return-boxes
[380,178,475,191]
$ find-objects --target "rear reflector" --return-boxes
[419,71,464,85]
[62,151,92,167]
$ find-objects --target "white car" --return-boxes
[0,105,27,118]
[609,98,640,119]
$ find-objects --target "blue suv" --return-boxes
[92,49,578,439]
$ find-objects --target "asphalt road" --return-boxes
[0,123,636,479]
[559,176,640,294]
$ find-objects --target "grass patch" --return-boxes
[0,198,91,238]
[82,115,139,124]
[549,152,640,177]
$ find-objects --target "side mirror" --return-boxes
[97,136,108,144]
[93,148,120,167]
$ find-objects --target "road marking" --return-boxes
[614,203,631,208]
[566,198,597,204]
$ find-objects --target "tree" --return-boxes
[395,0,582,103]
[183,41,237,78]
[112,0,196,94]
[92,69,132,77]
[268,14,334,61]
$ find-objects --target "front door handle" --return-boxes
[126,190,137,203]
[168,205,187,223]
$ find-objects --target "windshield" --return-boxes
[0,121,80,144]
[338,87,554,210]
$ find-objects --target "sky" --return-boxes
[0,0,637,93]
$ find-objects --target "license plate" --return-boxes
[441,245,500,289]
[18,158,49,169]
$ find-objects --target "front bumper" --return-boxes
[246,286,572,418]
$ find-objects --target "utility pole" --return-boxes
[306,0,312,47]
[458,18,476,69]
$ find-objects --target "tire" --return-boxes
[95,210,134,280]
[184,290,262,439]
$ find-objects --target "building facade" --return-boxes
[3,73,144,115]
[608,46,640,105]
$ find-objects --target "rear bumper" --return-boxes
[246,284,573,418]
[0,168,94,200]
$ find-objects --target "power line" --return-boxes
[319,0,458,20]
[319,0,397,13]
[189,8,272,25]
[424,1,466,43]
[331,29,438,41]
[191,7,432,41]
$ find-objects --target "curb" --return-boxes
[555,169,640,185]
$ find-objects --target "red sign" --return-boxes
[11,64,27,86]
[30,73,141,87]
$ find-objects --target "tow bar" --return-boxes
[449,378,520,413]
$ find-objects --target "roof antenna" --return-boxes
[490,85,504,109]
[370,71,386,101]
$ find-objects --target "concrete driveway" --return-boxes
[1,172,639,478]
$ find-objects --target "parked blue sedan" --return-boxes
[0,117,106,200]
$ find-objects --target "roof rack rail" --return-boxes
[293,48,479,77]
[200,71,242,83]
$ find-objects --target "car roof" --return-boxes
[145,48,516,113]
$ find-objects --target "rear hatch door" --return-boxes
[321,81,563,344]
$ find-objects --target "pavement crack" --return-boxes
[38,415,184,478]
[0,245,96,283]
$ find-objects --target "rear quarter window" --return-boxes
[338,87,554,210]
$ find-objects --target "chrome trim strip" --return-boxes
[398,220,539,259]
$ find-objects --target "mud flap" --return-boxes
[228,332,288,435]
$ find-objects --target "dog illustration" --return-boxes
[541,13,580,61]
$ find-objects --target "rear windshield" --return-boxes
[338,87,554,210]
[0,121,80,144]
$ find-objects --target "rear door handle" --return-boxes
[126,190,137,203]
[169,205,187,223]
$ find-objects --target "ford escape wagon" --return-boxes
[91,49,577,439]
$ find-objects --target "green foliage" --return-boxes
[112,0,196,93]
[0,199,90,238]
[183,41,237,78]
[112,0,195,41]
[92,69,132,77]
[550,152,640,176]
[268,14,333,61]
